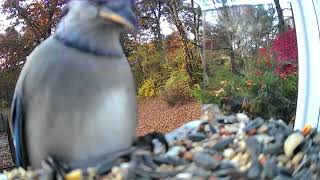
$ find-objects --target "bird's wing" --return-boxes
[12,89,29,168]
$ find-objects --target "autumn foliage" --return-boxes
[259,28,298,78]
[0,0,299,122]
[272,28,298,78]
[272,28,298,64]
[0,0,67,105]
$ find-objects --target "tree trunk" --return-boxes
[289,2,296,29]
[190,0,199,44]
[229,47,237,74]
[166,0,196,84]
[137,57,146,81]
[228,34,238,74]
[190,0,203,73]
[154,1,163,53]
[274,0,285,33]
[152,1,165,65]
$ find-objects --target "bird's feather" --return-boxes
[12,93,29,168]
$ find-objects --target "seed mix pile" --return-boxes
[3,105,320,180]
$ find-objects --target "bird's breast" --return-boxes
[23,38,137,166]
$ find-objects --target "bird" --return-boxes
[11,0,138,169]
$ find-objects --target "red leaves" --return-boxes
[257,28,298,78]
[275,63,298,78]
[259,28,298,78]
[271,28,298,64]
[271,28,298,78]
[259,47,272,68]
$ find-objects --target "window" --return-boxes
[201,0,299,124]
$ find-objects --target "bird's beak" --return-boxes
[99,3,138,30]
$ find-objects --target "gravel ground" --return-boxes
[137,97,201,136]
[0,132,14,171]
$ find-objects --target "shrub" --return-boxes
[242,69,297,121]
[128,42,169,93]
[191,84,220,104]
[162,87,191,106]
[271,28,298,78]
[138,78,157,97]
[161,70,192,106]
[271,28,298,64]
[194,54,297,122]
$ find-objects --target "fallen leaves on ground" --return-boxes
[137,97,201,136]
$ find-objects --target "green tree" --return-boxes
[163,0,203,84]
[203,4,275,74]
[135,0,164,52]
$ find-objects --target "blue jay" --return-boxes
[12,0,138,169]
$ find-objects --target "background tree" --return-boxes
[274,0,285,33]
[200,1,298,121]
[163,0,202,84]
[204,4,275,74]
[0,0,67,104]
[135,0,164,53]
[0,0,299,121]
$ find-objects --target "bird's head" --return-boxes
[61,0,138,31]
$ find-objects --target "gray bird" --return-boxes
[12,0,138,169]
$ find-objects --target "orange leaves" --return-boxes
[3,0,67,38]
[0,0,67,104]
[245,80,253,87]
[165,32,183,54]
[137,97,201,136]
